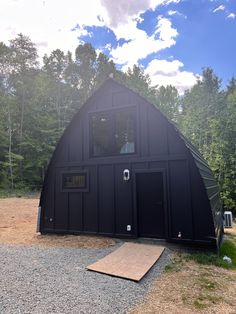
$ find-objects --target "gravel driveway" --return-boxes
[0,243,172,314]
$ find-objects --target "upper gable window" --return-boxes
[90,108,136,157]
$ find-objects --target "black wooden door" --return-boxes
[136,172,165,238]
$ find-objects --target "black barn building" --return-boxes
[38,79,223,248]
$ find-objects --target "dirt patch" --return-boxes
[129,259,236,314]
[0,198,116,248]
[225,223,236,237]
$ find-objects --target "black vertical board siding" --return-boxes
[83,166,98,232]
[131,162,149,171]
[54,169,68,231]
[169,160,193,240]
[112,91,130,107]
[83,117,89,161]
[95,93,112,110]
[68,167,83,231]
[168,125,186,155]
[56,142,68,163]
[68,193,83,232]
[69,124,83,162]
[115,164,133,235]
[98,165,115,234]
[148,106,168,155]
[41,168,54,230]
[139,103,149,157]
[149,161,167,169]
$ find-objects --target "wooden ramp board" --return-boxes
[87,243,165,282]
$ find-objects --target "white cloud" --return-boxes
[168,10,187,18]
[168,10,178,16]
[97,1,181,72]
[100,0,182,27]
[227,13,236,19]
[104,43,112,51]
[156,17,178,41]
[0,0,106,59]
[100,0,151,28]
[0,0,182,62]
[146,59,183,76]
[0,0,197,94]
[1,0,190,93]
[166,0,181,3]
[145,59,198,94]
[110,17,178,70]
[213,5,225,13]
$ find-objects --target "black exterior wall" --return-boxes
[38,79,223,248]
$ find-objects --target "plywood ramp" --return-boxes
[87,243,165,282]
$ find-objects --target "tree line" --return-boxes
[0,34,235,213]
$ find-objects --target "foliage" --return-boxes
[0,34,235,216]
[180,68,236,214]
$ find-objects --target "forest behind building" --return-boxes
[0,34,235,214]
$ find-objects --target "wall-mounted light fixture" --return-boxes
[123,169,130,181]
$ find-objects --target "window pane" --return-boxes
[62,173,87,189]
[91,113,113,156]
[115,110,135,154]
[90,108,136,157]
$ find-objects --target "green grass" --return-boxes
[193,299,208,310]
[193,294,223,309]
[193,273,222,309]
[198,276,217,290]
[0,189,39,198]
[165,237,236,272]
[164,254,183,272]
[185,238,236,269]
[220,239,236,266]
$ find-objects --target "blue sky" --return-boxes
[1,0,236,93]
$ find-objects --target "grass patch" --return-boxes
[192,274,221,309]
[165,263,179,272]
[198,276,217,290]
[184,252,231,268]
[0,189,39,198]
[164,238,236,273]
[193,294,223,309]
[185,238,236,269]
[220,239,236,265]
[164,254,183,272]
[193,299,208,310]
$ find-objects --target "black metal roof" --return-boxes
[177,131,221,214]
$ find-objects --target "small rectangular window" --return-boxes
[62,171,88,192]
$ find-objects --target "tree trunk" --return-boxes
[19,87,25,180]
[7,101,14,189]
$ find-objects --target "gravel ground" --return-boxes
[0,242,172,314]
